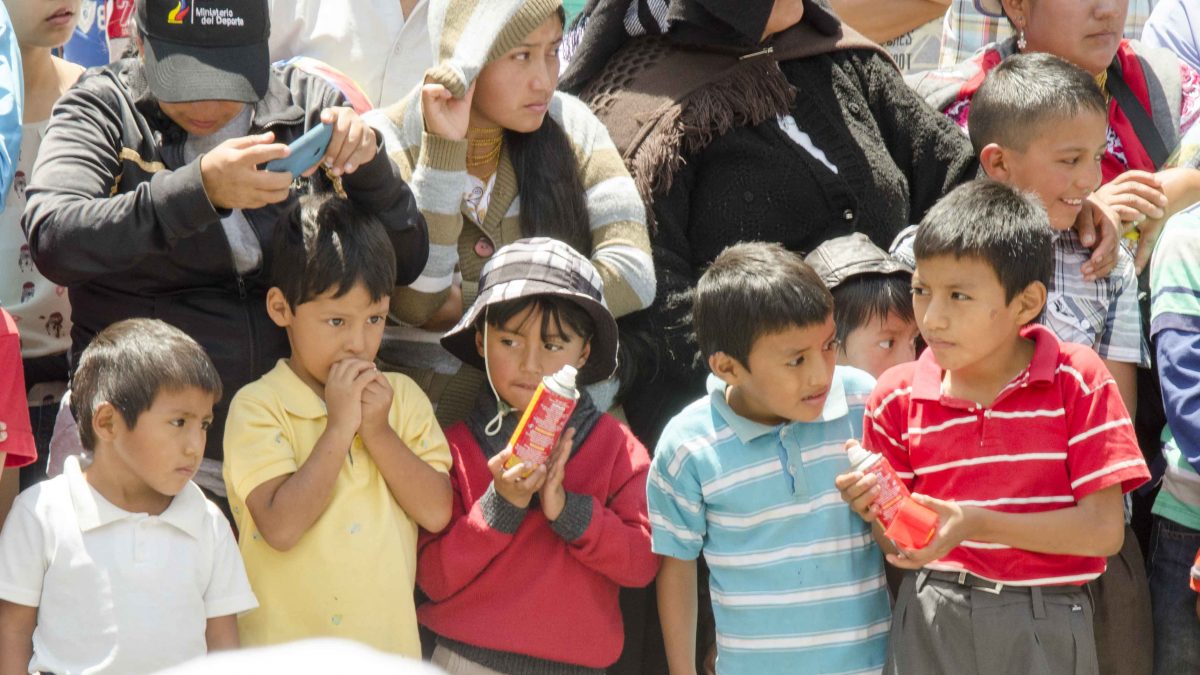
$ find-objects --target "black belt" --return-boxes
[921,569,1087,595]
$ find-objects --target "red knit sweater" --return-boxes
[416,414,659,669]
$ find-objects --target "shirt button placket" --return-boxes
[134,517,150,563]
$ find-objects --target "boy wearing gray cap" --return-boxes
[805,233,919,379]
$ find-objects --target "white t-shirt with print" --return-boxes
[0,120,72,359]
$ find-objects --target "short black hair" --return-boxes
[832,274,916,347]
[694,242,833,367]
[272,192,397,308]
[914,179,1053,303]
[477,295,596,344]
[71,318,222,451]
[969,52,1107,154]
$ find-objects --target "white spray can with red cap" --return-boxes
[504,365,579,473]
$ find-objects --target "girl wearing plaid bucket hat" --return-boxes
[416,238,658,674]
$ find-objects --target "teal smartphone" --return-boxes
[264,123,333,177]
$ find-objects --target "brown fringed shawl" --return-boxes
[576,1,889,203]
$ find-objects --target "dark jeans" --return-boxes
[18,402,58,492]
[19,352,69,491]
[1148,516,1200,675]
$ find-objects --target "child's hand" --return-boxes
[834,469,881,524]
[540,428,576,522]
[324,359,376,439]
[886,493,972,569]
[487,449,547,509]
[359,371,394,436]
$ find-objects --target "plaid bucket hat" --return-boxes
[804,233,913,290]
[441,238,619,384]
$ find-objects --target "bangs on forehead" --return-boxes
[482,295,596,341]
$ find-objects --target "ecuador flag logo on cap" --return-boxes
[167,0,190,24]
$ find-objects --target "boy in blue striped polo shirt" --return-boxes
[648,242,891,675]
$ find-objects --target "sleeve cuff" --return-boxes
[480,483,527,534]
[205,592,259,618]
[418,132,467,171]
[549,492,593,543]
[149,158,223,241]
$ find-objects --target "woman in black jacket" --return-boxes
[563,0,980,445]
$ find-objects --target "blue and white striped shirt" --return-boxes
[649,368,890,675]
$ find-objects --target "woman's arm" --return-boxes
[369,95,470,326]
[564,96,657,318]
[830,0,951,44]
[22,83,226,286]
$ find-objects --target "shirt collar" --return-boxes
[266,359,329,420]
[65,455,209,540]
[706,369,849,444]
[911,323,1059,402]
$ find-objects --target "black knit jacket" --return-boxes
[621,48,977,443]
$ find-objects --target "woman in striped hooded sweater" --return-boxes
[368,0,655,426]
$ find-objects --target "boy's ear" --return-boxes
[1013,281,1048,325]
[475,329,485,359]
[265,287,294,328]
[708,351,742,387]
[575,339,592,370]
[979,143,1011,182]
[91,402,120,443]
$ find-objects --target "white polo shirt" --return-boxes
[0,456,257,675]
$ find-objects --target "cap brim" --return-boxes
[441,280,619,385]
[142,36,269,103]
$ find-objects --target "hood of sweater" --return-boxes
[666,0,776,49]
[424,0,563,99]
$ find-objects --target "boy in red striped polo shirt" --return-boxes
[837,179,1149,675]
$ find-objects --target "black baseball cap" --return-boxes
[136,0,270,103]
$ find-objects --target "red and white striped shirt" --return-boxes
[863,325,1149,585]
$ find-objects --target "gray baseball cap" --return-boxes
[804,233,913,290]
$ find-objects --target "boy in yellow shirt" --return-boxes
[222,193,452,655]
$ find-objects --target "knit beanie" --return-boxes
[425,0,562,99]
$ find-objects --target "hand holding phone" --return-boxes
[264,123,334,178]
[199,132,293,210]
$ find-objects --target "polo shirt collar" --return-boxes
[265,359,329,420]
[911,323,1059,402]
[706,370,849,444]
[64,455,209,540]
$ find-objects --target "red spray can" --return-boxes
[503,365,579,473]
[847,441,939,549]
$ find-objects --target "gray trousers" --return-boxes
[885,570,1099,675]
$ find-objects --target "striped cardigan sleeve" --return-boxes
[368,96,468,325]
[558,94,656,318]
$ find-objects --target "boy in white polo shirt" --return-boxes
[0,318,257,675]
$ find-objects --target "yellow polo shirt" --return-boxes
[223,360,451,655]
